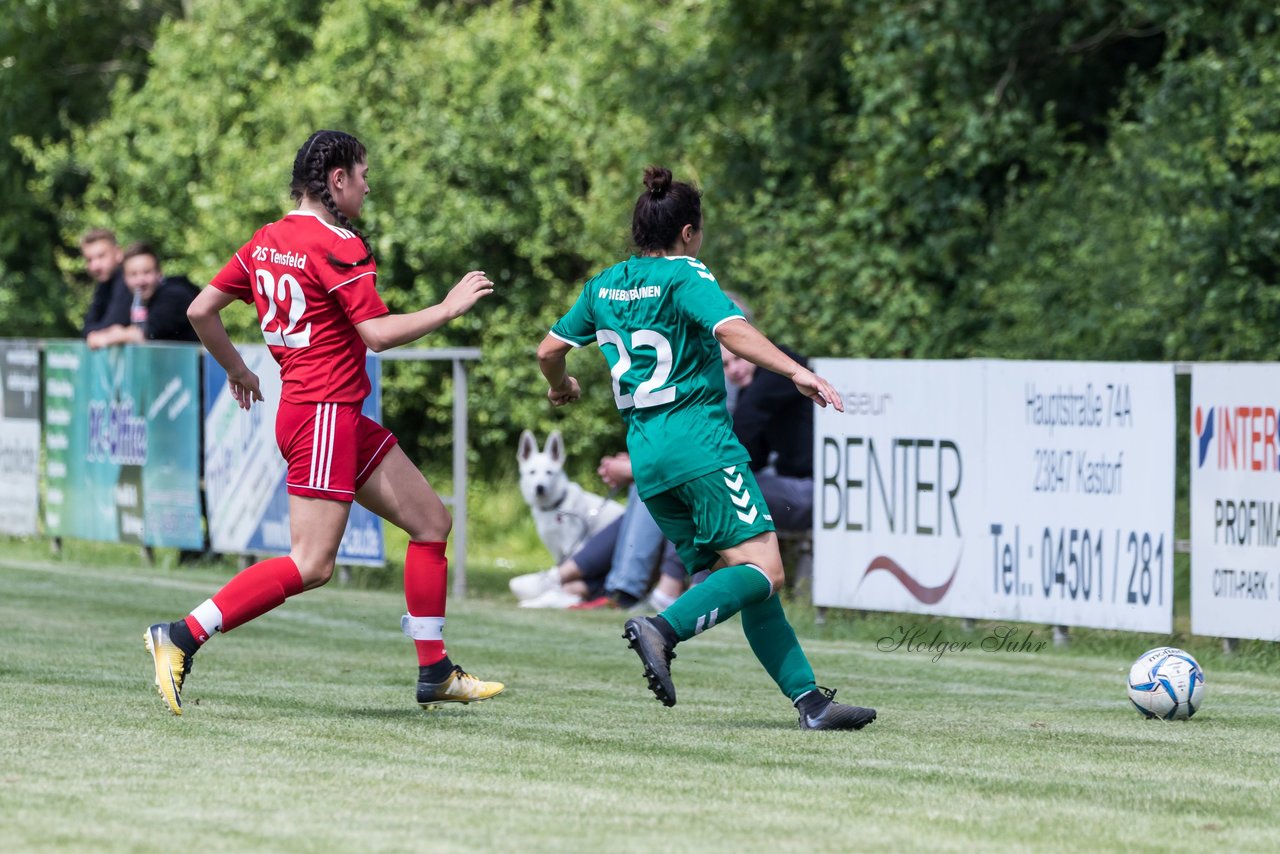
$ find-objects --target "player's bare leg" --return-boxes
[288,495,354,588]
[356,444,450,542]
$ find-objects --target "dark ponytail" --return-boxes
[290,130,374,269]
[631,165,702,252]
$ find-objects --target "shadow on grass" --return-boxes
[710,717,802,732]
[342,705,501,720]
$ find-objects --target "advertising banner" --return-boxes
[0,340,41,535]
[982,361,1175,632]
[43,342,92,540]
[138,345,204,548]
[812,360,987,618]
[812,359,1175,632]
[1189,364,1280,640]
[203,346,385,566]
[42,342,203,548]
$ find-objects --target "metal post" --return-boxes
[452,356,468,598]
[377,347,479,595]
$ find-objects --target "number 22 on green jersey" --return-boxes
[596,328,675,409]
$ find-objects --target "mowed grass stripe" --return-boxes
[2,557,1277,853]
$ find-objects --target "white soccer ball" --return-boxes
[1127,647,1206,720]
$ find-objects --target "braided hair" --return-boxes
[631,165,702,252]
[290,130,374,269]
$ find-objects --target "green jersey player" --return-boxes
[537,165,876,731]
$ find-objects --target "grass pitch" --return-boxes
[2,547,1278,853]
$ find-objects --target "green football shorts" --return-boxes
[645,463,777,575]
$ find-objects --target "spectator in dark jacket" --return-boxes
[80,228,133,338]
[86,242,199,348]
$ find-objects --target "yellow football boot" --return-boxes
[416,665,505,710]
[144,623,191,715]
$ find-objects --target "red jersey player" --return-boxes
[145,129,504,715]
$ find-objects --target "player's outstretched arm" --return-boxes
[715,318,844,412]
[188,285,263,410]
[537,334,580,407]
[356,270,494,352]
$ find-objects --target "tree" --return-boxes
[19,0,1280,473]
[1,0,184,337]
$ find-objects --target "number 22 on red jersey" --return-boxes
[254,268,311,348]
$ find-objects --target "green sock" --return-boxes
[660,563,773,641]
[740,593,817,702]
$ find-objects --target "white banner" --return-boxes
[1190,364,1280,640]
[983,361,1175,631]
[813,360,985,618]
[813,359,1175,632]
[0,341,41,536]
[204,347,287,551]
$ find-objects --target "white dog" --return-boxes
[511,430,625,605]
[517,429,624,563]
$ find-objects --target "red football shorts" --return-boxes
[275,401,398,502]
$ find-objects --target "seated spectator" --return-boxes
[721,295,815,532]
[570,453,671,610]
[86,243,200,349]
[649,538,690,611]
[80,228,132,338]
[511,514,623,609]
[510,452,670,609]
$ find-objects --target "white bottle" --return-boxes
[130,289,147,326]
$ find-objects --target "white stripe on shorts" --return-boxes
[321,403,336,489]
[309,404,323,488]
[310,403,337,491]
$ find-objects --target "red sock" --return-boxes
[183,614,210,645]
[210,556,305,633]
[405,541,448,665]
